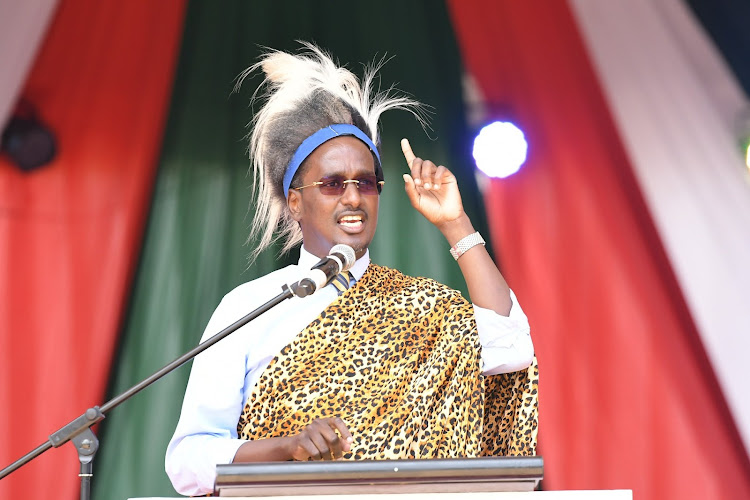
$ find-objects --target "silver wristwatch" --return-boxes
[449,232,486,260]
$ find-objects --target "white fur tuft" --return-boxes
[236,42,427,264]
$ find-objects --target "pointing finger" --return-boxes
[401,138,416,167]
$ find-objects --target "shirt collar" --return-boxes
[298,245,370,282]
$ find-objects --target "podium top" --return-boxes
[214,456,544,497]
[131,493,633,500]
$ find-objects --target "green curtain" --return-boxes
[94,1,490,498]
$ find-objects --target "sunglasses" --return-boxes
[292,175,384,196]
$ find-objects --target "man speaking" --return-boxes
[165,43,536,497]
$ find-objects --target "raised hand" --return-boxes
[401,138,465,229]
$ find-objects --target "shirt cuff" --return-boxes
[166,436,246,496]
[474,289,533,374]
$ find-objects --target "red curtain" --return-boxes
[447,1,750,499]
[0,1,185,498]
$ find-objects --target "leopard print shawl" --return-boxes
[237,263,538,458]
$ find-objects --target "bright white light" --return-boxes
[472,121,528,178]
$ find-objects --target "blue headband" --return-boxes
[282,124,381,198]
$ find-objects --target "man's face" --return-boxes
[287,136,380,260]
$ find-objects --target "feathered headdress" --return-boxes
[236,42,424,262]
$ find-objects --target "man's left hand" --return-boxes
[401,138,465,229]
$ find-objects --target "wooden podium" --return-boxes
[213,456,542,496]
[130,491,633,499]
[128,457,632,499]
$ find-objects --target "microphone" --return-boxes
[290,244,356,298]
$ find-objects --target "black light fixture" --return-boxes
[1,100,57,172]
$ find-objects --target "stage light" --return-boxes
[472,121,527,178]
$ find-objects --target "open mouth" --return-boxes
[337,214,364,231]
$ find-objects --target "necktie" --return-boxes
[330,271,354,295]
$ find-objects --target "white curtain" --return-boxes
[569,0,750,455]
[0,0,59,130]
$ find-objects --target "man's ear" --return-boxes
[287,189,303,222]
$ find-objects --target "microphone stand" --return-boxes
[0,281,314,500]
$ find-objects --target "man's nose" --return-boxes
[340,181,362,206]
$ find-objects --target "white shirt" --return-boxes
[165,247,533,496]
